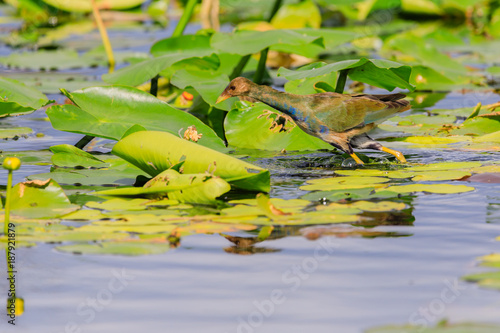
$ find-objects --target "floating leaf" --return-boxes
[211,29,323,56]
[50,144,108,168]
[56,241,171,256]
[278,58,414,91]
[0,76,51,117]
[0,127,33,139]
[409,162,482,171]
[95,169,231,204]
[301,176,389,191]
[367,322,500,333]
[411,170,471,181]
[225,101,332,151]
[271,0,321,29]
[46,85,225,150]
[104,35,215,86]
[41,0,148,13]
[112,131,270,192]
[10,179,80,218]
[380,184,474,194]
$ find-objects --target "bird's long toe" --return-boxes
[380,147,407,163]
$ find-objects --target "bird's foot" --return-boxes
[381,147,407,163]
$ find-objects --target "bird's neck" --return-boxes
[248,85,303,118]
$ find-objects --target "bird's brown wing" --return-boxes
[311,93,395,132]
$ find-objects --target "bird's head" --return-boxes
[216,77,253,104]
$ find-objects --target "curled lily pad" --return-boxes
[95,169,231,204]
[112,131,270,192]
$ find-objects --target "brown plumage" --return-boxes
[217,77,410,164]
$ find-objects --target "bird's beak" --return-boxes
[216,92,230,104]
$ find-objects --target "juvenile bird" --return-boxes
[216,77,410,164]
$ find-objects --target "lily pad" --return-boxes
[278,58,414,92]
[211,29,324,57]
[50,144,108,168]
[225,101,332,151]
[10,179,80,218]
[0,127,33,139]
[380,184,474,194]
[46,85,225,150]
[95,169,231,204]
[40,0,148,13]
[366,322,500,333]
[56,241,171,256]
[301,176,389,191]
[112,131,270,192]
[0,76,51,117]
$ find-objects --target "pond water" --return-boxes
[2,92,500,332]
[1,5,500,333]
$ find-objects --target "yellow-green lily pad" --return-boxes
[301,176,389,191]
[380,184,475,194]
[56,241,171,256]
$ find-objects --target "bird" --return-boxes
[216,77,410,164]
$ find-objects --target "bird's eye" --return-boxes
[230,86,236,90]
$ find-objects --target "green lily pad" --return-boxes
[0,127,33,139]
[411,170,471,181]
[103,35,215,86]
[171,70,229,107]
[409,162,482,171]
[302,188,400,202]
[463,270,500,290]
[1,71,104,94]
[366,322,500,333]
[10,179,80,219]
[112,131,270,192]
[0,49,104,70]
[28,162,148,186]
[380,184,474,194]
[50,144,108,168]
[56,241,171,256]
[211,29,324,56]
[0,76,51,117]
[278,58,414,92]
[46,85,225,150]
[41,0,147,13]
[271,0,321,29]
[225,101,332,151]
[95,169,231,204]
[301,176,389,191]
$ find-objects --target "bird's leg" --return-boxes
[349,153,364,165]
[324,134,364,165]
[380,147,407,163]
[349,131,407,163]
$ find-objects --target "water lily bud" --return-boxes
[2,157,21,171]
